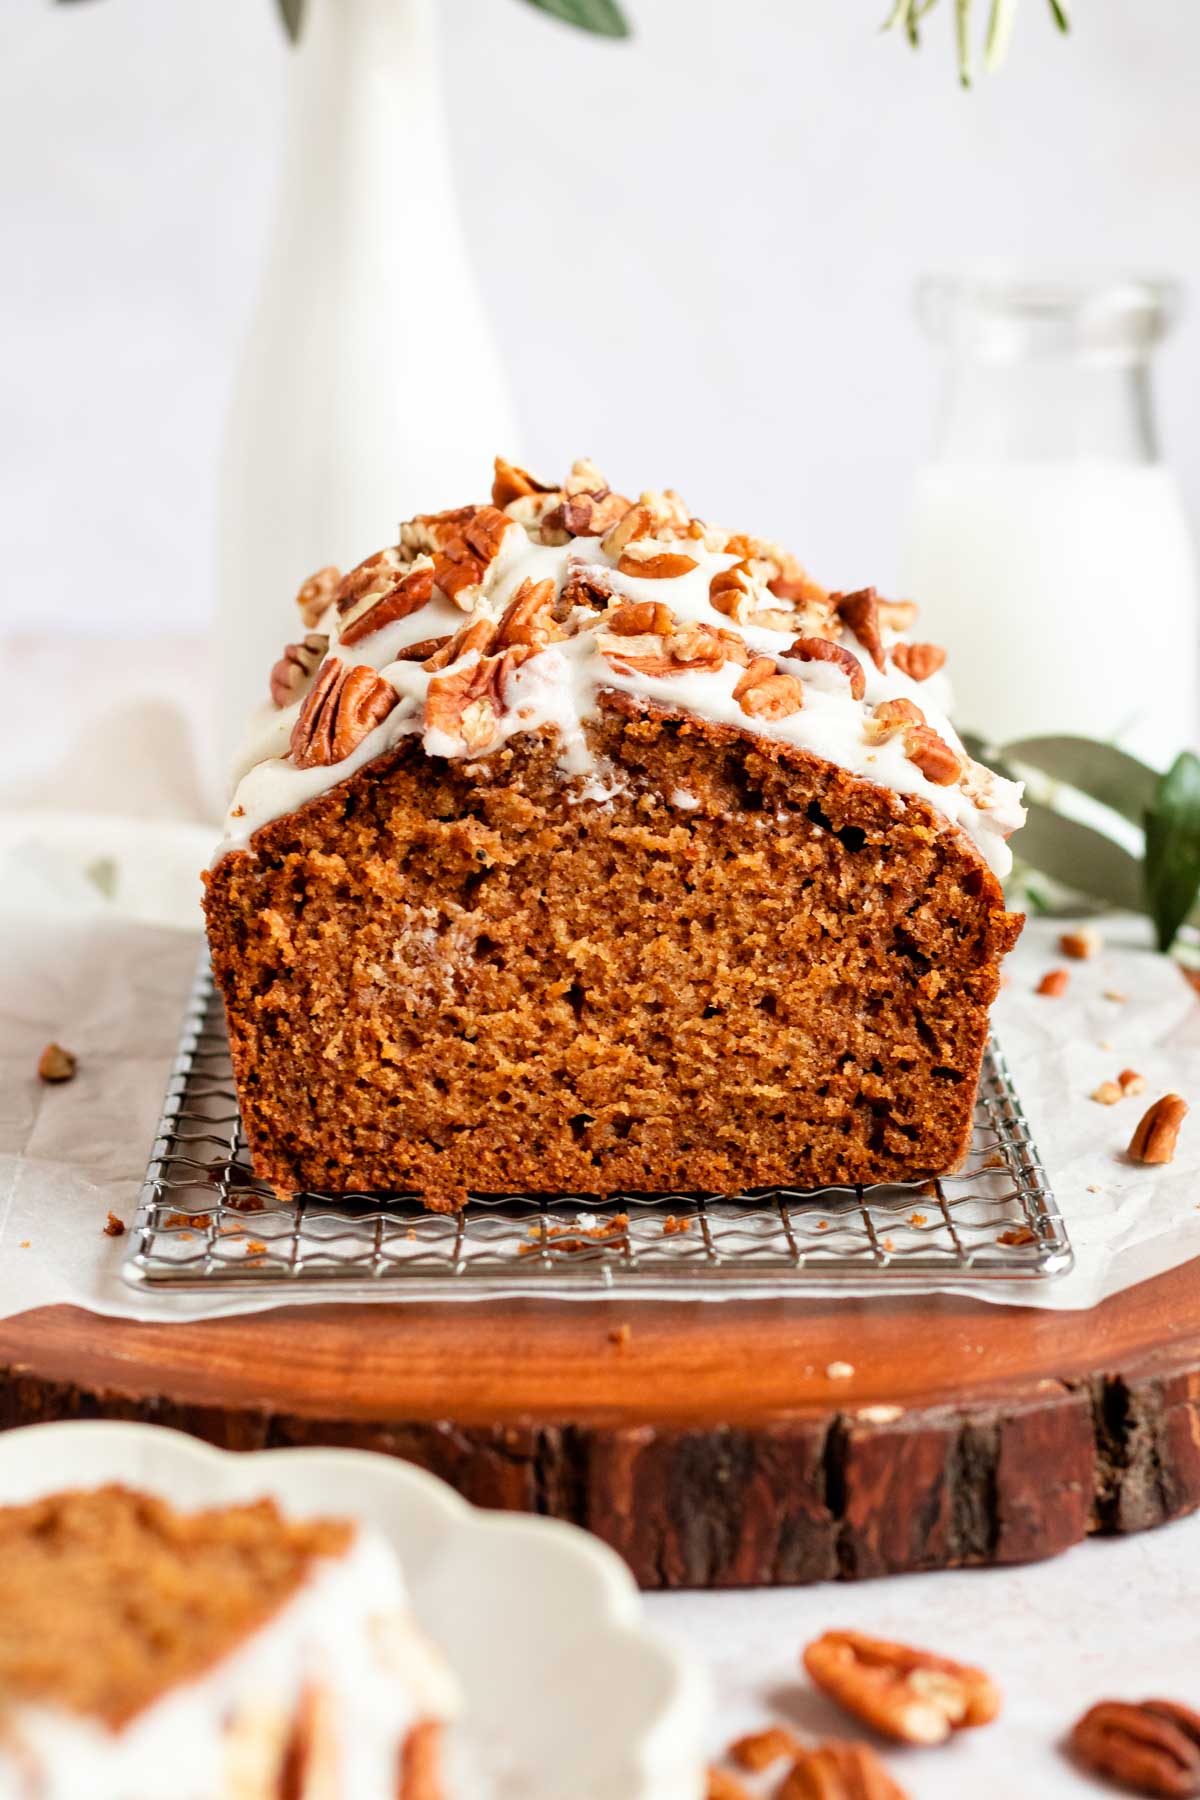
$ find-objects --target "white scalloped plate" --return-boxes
[0,1422,709,1799]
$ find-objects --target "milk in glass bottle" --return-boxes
[900,274,1199,767]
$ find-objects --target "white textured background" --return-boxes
[4,0,1200,633]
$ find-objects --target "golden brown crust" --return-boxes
[205,698,1020,1209]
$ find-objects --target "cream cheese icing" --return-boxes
[220,465,1025,879]
[0,1525,457,1800]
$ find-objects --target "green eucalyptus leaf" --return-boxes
[1013,798,1146,913]
[1046,0,1070,31]
[1000,735,1159,826]
[1145,751,1200,953]
[520,0,630,37]
[277,0,305,43]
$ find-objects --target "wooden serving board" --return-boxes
[1,1265,1199,1588]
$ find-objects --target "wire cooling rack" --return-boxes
[123,956,1072,1297]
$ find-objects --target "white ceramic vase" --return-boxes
[216,0,518,789]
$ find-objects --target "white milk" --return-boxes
[901,461,1199,767]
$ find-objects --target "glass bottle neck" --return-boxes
[931,355,1159,465]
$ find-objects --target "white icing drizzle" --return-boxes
[0,1526,457,1800]
[221,520,1025,879]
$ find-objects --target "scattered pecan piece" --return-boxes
[492,456,555,508]
[1129,1094,1189,1165]
[905,723,962,786]
[599,621,737,679]
[1093,1080,1123,1106]
[802,1629,1000,1745]
[768,566,829,607]
[38,1043,77,1084]
[704,1769,752,1800]
[1037,969,1070,997]
[290,659,398,768]
[709,560,756,620]
[1059,926,1101,960]
[779,1740,911,1800]
[495,577,564,651]
[560,564,618,613]
[997,1225,1037,1246]
[1119,1068,1147,1096]
[423,616,499,671]
[433,506,514,608]
[1069,1699,1200,1798]
[103,1211,125,1238]
[424,646,533,755]
[615,547,700,580]
[339,563,436,647]
[269,633,329,708]
[733,657,804,721]
[294,564,341,629]
[390,634,450,664]
[788,635,866,700]
[866,697,925,740]
[890,641,947,682]
[728,1725,800,1771]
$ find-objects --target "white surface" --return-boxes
[0,1420,708,1800]
[5,0,1200,643]
[902,461,1200,765]
[648,1514,1200,1798]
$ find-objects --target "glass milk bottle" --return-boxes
[900,274,1199,767]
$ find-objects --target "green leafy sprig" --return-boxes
[883,0,1070,86]
[964,733,1200,955]
[272,0,629,43]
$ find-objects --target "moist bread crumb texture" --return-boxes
[206,698,1021,1210]
[0,1485,352,1728]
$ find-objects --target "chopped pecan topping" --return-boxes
[778,1740,911,1800]
[709,560,756,619]
[339,562,436,647]
[494,577,564,650]
[598,620,743,679]
[432,506,514,609]
[560,564,618,614]
[891,641,947,682]
[335,548,408,616]
[865,698,926,742]
[1070,1699,1200,1798]
[492,456,555,508]
[1059,927,1101,960]
[1093,1080,1123,1106]
[563,457,608,495]
[1129,1094,1189,1165]
[269,633,329,708]
[1119,1068,1146,1096]
[290,659,398,768]
[601,490,693,558]
[391,635,450,664]
[768,565,829,608]
[733,657,804,721]
[877,597,919,632]
[835,589,887,671]
[295,565,341,629]
[422,616,498,672]
[606,599,674,637]
[543,489,631,539]
[615,545,700,580]
[787,635,866,700]
[802,1630,1000,1746]
[905,724,962,785]
[424,646,533,756]
[38,1043,77,1084]
[1037,968,1069,997]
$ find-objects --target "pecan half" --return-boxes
[391,635,450,664]
[606,599,674,637]
[424,646,533,756]
[338,563,436,647]
[905,724,962,785]
[733,657,804,721]
[495,577,564,651]
[269,633,329,708]
[835,589,887,671]
[615,547,700,580]
[865,698,926,742]
[1069,1700,1200,1797]
[891,641,947,682]
[295,565,341,629]
[779,1741,911,1800]
[432,506,514,608]
[598,621,741,679]
[1129,1094,1189,1165]
[788,635,866,700]
[290,659,398,768]
[802,1630,1000,1746]
[422,615,498,672]
[492,456,555,508]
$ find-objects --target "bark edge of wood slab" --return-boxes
[2,1264,1199,1589]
